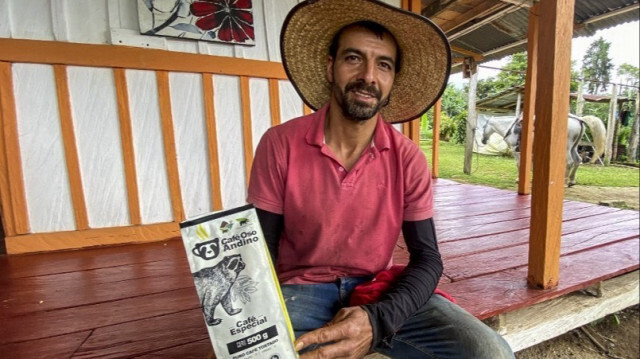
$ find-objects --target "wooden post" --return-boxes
[463,58,478,175]
[612,102,623,161]
[407,0,422,146]
[576,79,585,116]
[515,92,522,117]
[432,99,442,178]
[628,92,640,162]
[518,4,539,195]
[604,83,618,165]
[527,0,575,289]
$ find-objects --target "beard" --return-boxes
[334,80,389,122]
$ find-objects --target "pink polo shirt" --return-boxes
[247,104,433,284]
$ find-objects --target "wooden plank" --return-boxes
[240,76,253,185]
[135,338,212,358]
[436,0,504,33]
[0,331,91,359]
[71,309,208,359]
[0,287,201,344]
[0,260,191,315]
[0,38,288,80]
[518,4,538,195]
[268,78,281,127]
[434,195,532,220]
[202,73,223,211]
[431,99,441,178]
[440,238,639,319]
[54,65,89,231]
[443,218,639,281]
[528,0,576,289]
[0,62,29,235]
[4,222,180,255]
[156,71,184,222]
[114,68,141,225]
[0,62,18,236]
[502,271,639,352]
[0,239,184,279]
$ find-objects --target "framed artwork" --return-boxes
[137,0,255,45]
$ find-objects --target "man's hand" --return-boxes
[295,306,373,359]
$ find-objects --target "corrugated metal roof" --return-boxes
[447,0,639,71]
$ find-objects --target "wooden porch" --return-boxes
[1,179,638,358]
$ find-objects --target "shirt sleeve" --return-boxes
[247,129,287,214]
[402,145,434,221]
[361,218,443,349]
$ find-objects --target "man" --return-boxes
[248,0,515,358]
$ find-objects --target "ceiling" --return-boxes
[421,0,640,70]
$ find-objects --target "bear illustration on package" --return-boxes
[192,238,220,260]
[193,254,246,326]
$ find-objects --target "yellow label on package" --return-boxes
[180,204,297,359]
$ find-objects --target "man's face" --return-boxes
[327,26,397,122]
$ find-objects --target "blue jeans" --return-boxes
[282,277,515,359]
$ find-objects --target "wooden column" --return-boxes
[604,84,618,165]
[404,0,423,146]
[463,58,478,175]
[515,92,522,117]
[576,79,585,116]
[432,99,442,178]
[629,92,640,162]
[518,4,539,195]
[528,0,575,289]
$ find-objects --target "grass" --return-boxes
[421,140,640,189]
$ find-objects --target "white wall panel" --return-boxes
[0,0,13,37]
[126,69,173,224]
[279,80,303,123]
[66,0,110,44]
[249,78,271,152]
[234,0,269,61]
[68,66,129,228]
[13,64,76,232]
[117,0,139,30]
[381,0,402,8]
[214,75,246,209]
[9,0,54,40]
[263,0,298,62]
[169,72,212,218]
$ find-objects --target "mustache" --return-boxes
[345,81,382,100]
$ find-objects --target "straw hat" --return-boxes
[280,0,451,124]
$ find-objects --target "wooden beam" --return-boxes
[0,38,288,80]
[579,3,640,26]
[518,4,538,195]
[114,69,141,225]
[268,79,281,127]
[0,62,30,236]
[202,73,223,211]
[156,71,184,222]
[436,0,506,34]
[481,38,527,57]
[54,65,89,231]
[448,3,518,41]
[240,76,253,186]
[432,99,442,178]
[450,46,484,61]
[499,0,533,8]
[528,0,576,289]
[5,222,180,254]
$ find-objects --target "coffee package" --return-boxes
[180,204,297,359]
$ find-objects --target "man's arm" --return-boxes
[255,207,284,264]
[362,217,443,348]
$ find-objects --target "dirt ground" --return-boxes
[516,305,639,359]
[518,185,639,359]
[564,185,640,210]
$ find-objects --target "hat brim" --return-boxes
[280,0,451,124]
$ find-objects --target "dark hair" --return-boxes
[328,20,402,73]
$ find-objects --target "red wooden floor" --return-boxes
[1,179,638,358]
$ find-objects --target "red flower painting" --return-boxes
[191,0,254,43]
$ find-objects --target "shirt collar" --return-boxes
[305,104,391,152]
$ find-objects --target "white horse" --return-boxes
[481,114,606,186]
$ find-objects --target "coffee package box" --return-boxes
[180,204,297,359]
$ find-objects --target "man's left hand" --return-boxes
[295,306,373,358]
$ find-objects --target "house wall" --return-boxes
[0,0,402,253]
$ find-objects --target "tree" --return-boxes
[581,37,614,94]
[617,63,639,162]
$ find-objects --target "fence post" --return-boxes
[463,58,477,175]
[604,83,618,165]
